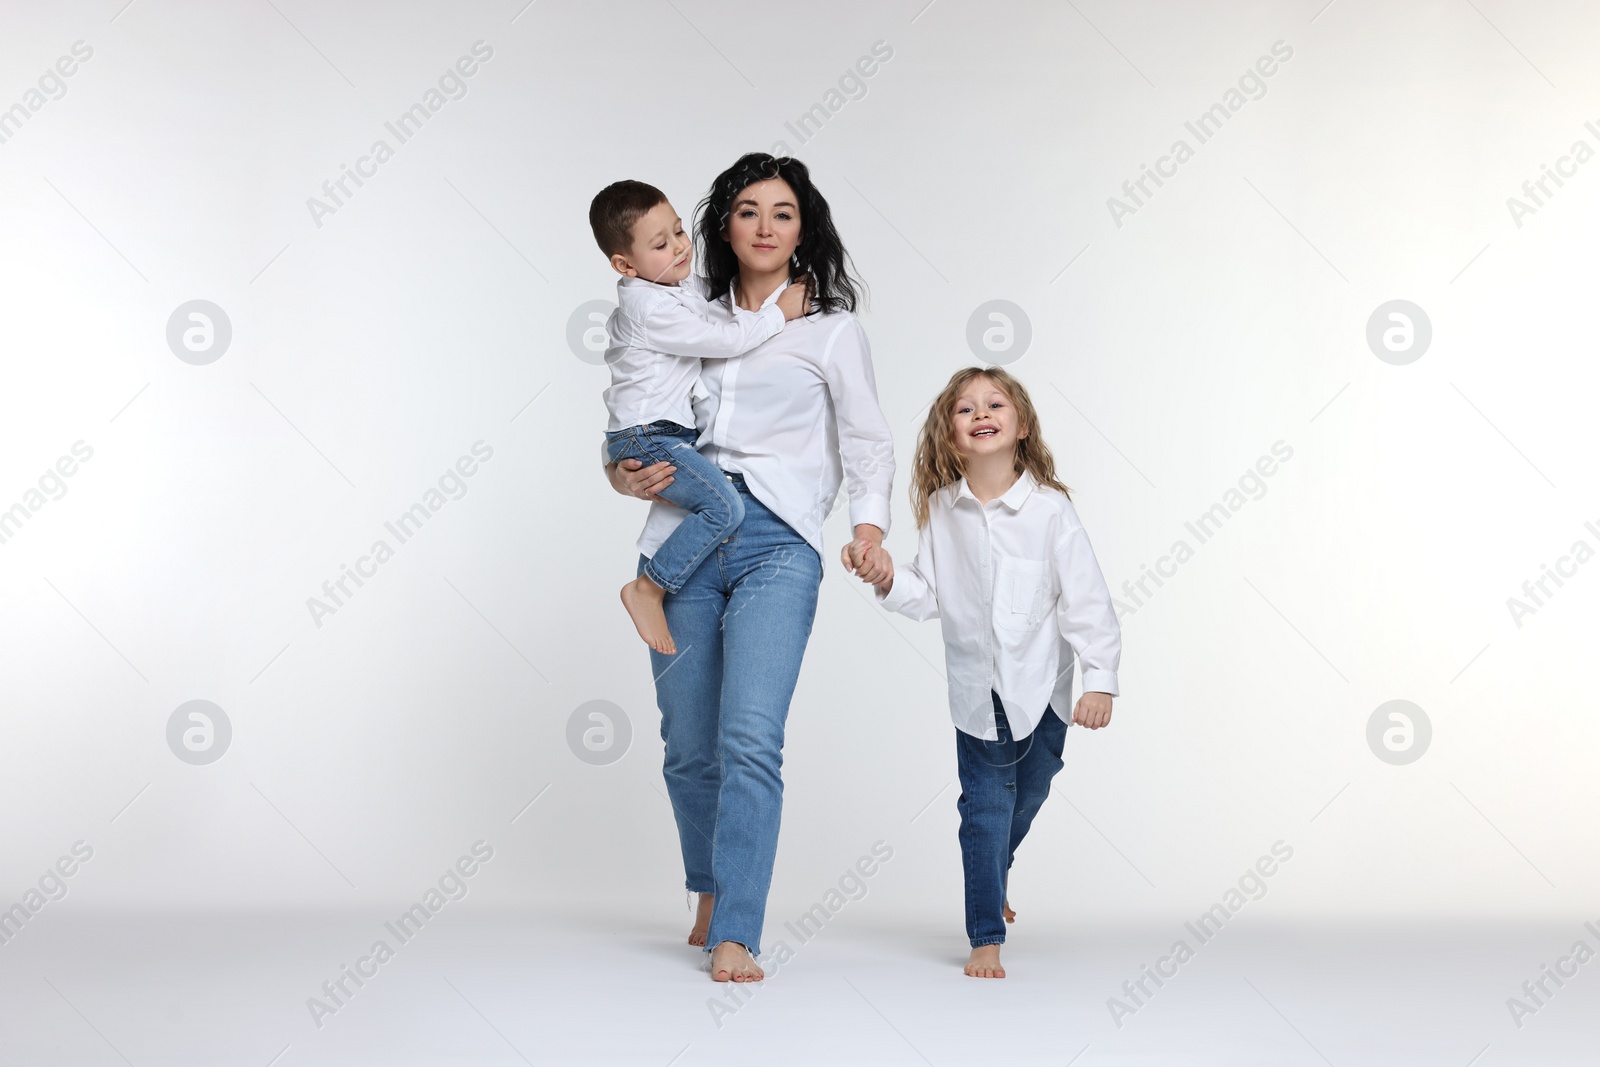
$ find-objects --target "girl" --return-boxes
[605,154,895,982]
[848,365,1121,978]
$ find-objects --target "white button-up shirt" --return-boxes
[631,275,895,569]
[875,469,1121,741]
[602,274,786,432]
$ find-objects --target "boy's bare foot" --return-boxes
[1003,898,1015,924]
[710,941,764,982]
[620,575,675,654]
[965,944,1005,978]
[688,893,713,946]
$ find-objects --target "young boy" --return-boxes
[590,180,809,654]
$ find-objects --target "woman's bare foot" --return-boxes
[710,941,764,982]
[1003,898,1015,924]
[688,893,713,946]
[620,575,675,654]
[965,944,1005,978]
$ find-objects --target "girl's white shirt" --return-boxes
[875,469,1122,741]
[631,274,896,570]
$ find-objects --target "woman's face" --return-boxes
[723,178,802,274]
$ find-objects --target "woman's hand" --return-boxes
[608,457,676,499]
[840,524,892,587]
[1073,692,1113,730]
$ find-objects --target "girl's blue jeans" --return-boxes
[955,692,1069,946]
[606,420,743,594]
[642,472,821,958]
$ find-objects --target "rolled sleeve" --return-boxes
[823,317,896,537]
[1054,519,1121,696]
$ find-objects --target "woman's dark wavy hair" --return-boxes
[695,153,865,315]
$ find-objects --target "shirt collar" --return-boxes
[947,468,1038,511]
[618,275,678,295]
[726,276,791,312]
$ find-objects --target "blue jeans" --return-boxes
[642,472,822,957]
[955,692,1069,946]
[606,421,744,594]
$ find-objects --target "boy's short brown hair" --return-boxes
[589,180,668,259]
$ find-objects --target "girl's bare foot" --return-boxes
[965,944,1005,978]
[1003,898,1015,923]
[688,893,713,946]
[710,940,764,982]
[620,575,675,654]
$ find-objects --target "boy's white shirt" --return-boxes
[876,469,1121,741]
[620,274,895,572]
[601,273,785,432]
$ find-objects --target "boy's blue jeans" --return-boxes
[643,473,822,958]
[605,421,744,594]
[955,691,1069,946]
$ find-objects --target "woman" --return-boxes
[605,153,895,982]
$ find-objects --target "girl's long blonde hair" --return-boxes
[910,366,1071,528]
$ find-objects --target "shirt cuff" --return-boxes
[760,303,784,333]
[848,494,892,540]
[1080,669,1119,697]
[600,435,611,468]
[875,576,909,613]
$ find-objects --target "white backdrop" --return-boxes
[3,0,1597,949]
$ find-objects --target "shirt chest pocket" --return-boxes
[994,557,1051,632]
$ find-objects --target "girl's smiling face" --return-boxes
[950,374,1027,461]
[723,178,802,273]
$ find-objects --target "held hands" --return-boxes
[840,525,893,588]
[1073,692,1113,730]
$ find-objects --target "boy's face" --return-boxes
[612,200,691,284]
[949,375,1026,461]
